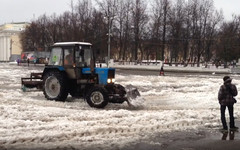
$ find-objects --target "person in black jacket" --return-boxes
[218,76,238,131]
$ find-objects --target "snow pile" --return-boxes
[0,63,240,149]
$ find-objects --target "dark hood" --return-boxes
[224,78,232,85]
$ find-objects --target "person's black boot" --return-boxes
[230,126,239,131]
[220,127,228,132]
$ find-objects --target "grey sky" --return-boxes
[0,0,72,24]
[214,0,240,20]
[0,0,240,25]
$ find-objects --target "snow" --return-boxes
[0,63,240,149]
[110,62,231,74]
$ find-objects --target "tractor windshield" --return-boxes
[75,46,92,67]
[49,47,62,66]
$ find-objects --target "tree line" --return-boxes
[20,0,240,66]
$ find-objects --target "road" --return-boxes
[116,68,231,77]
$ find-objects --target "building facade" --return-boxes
[0,22,28,61]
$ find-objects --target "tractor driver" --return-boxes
[64,50,73,65]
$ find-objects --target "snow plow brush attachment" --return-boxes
[125,85,145,108]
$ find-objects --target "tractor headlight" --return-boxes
[112,78,115,83]
[107,78,115,84]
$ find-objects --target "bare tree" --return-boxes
[188,0,217,66]
[131,0,148,62]
[161,0,170,62]
[168,0,185,65]
[20,0,238,65]
[216,15,240,66]
[151,0,170,62]
[96,0,118,64]
[20,22,39,52]
[91,9,108,61]
[204,10,223,62]
[122,0,132,61]
[114,0,132,61]
[75,0,93,41]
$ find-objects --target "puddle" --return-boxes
[212,121,240,141]
[122,121,240,150]
[220,130,237,140]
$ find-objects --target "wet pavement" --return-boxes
[164,129,240,150]
[122,121,240,150]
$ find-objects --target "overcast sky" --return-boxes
[0,0,72,24]
[0,0,240,25]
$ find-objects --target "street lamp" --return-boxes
[107,16,111,68]
[104,14,114,68]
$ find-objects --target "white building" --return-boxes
[0,22,28,61]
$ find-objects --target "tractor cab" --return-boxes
[47,42,93,80]
[49,42,92,68]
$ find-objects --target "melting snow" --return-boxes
[0,63,240,149]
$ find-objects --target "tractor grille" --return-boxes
[108,69,115,78]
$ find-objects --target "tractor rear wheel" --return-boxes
[43,71,68,101]
[86,86,109,108]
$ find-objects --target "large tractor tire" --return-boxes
[86,86,109,108]
[43,71,68,101]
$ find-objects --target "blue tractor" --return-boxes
[21,42,140,108]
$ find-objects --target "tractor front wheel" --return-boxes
[86,86,109,108]
[43,71,68,101]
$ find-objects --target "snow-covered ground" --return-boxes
[0,63,240,150]
[110,61,232,74]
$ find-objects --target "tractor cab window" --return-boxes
[49,47,62,66]
[84,49,91,67]
[75,48,84,67]
[75,46,92,67]
[64,49,74,66]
